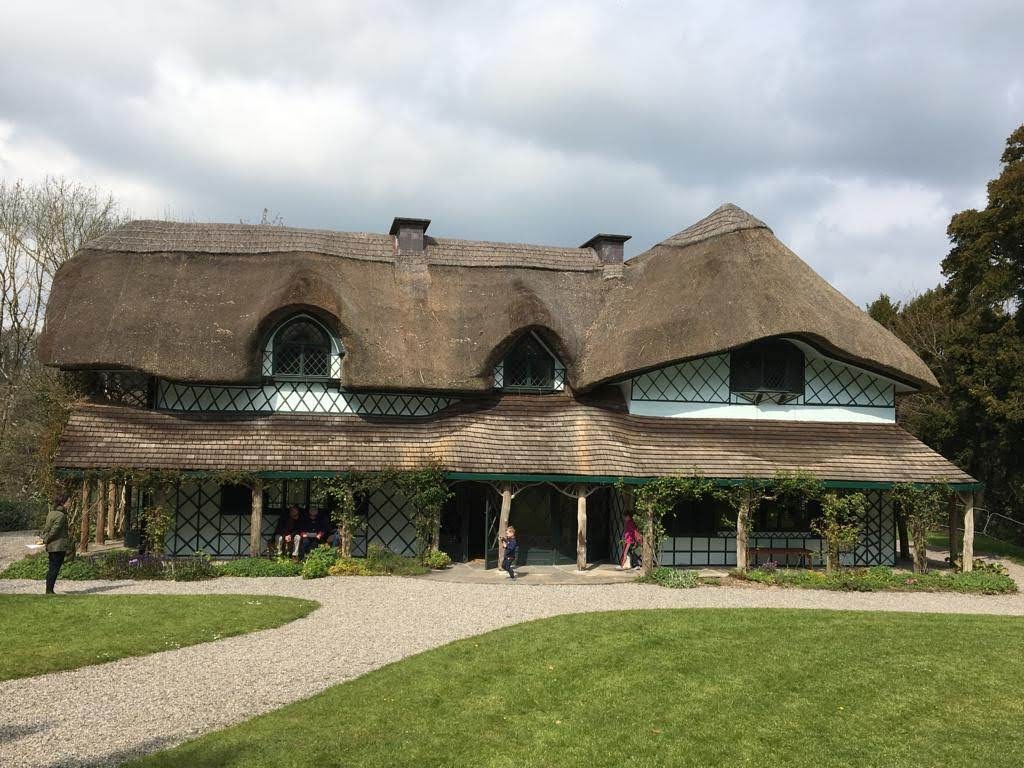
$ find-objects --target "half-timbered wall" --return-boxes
[657,491,896,567]
[165,479,419,557]
[628,343,901,423]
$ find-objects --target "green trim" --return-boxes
[54,468,983,492]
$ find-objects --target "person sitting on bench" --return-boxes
[316,507,340,549]
[297,506,327,557]
[274,505,303,559]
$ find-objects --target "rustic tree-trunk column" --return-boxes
[250,485,263,557]
[640,508,655,577]
[947,495,961,570]
[106,482,117,540]
[78,479,92,553]
[961,490,976,573]
[95,480,108,545]
[497,483,512,567]
[896,509,910,561]
[735,491,750,574]
[576,485,588,571]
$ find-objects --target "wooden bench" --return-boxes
[747,546,815,567]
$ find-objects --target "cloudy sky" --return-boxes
[1,1,1021,304]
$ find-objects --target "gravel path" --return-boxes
[2,574,1024,768]
[0,530,38,570]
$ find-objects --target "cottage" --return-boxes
[39,204,979,569]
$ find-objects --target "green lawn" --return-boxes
[0,594,317,680]
[129,609,1024,768]
[928,530,1024,565]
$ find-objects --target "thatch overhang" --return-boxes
[55,397,976,487]
[39,205,938,392]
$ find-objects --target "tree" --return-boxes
[810,492,866,573]
[0,177,126,500]
[890,483,950,573]
[867,125,1024,526]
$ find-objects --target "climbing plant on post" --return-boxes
[716,472,824,574]
[890,482,950,573]
[631,475,716,577]
[396,462,453,557]
[313,473,370,558]
[810,492,866,573]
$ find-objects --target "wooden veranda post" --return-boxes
[250,485,263,557]
[640,507,655,577]
[947,495,961,569]
[106,482,117,540]
[95,480,108,545]
[78,479,91,553]
[497,483,512,566]
[735,490,751,574]
[576,485,588,571]
[960,490,976,573]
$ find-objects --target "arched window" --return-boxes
[271,317,334,379]
[495,333,565,392]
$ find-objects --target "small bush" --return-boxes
[0,499,47,531]
[365,544,429,576]
[328,558,372,576]
[167,553,217,582]
[422,550,452,570]
[737,566,1016,594]
[640,567,701,589]
[216,558,303,577]
[0,552,99,580]
[301,545,339,579]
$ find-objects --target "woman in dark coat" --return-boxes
[40,492,70,594]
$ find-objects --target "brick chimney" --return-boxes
[390,217,431,253]
[580,233,631,265]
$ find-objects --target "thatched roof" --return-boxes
[39,205,937,392]
[55,397,976,485]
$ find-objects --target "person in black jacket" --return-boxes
[274,505,302,559]
[500,526,518,580]
[297,506,326,557]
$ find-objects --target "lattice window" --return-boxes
[78,371,152,408]
[272,318,333,378]
[804,357,895,408]
[496,333,565,392]
[631,355,731,402]
[156,380,455,416]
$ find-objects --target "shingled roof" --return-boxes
[55,398,976,486]
[38,204,938,392]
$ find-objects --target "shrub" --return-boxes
[640,567,701,589]
[737,566,1016,594]
[0,499,48,531]
[422,549,452,569]
[328,558,372,576]
[365,544,429,576]
[0,552,99,580]
[167,552,217,582]
[216,558,303,577]
[301,545,338,579]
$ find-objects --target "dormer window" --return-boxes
[495,332,565,392]
[729,339,804,404]
[264,315,342,381]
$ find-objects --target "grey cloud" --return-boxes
[0,0,1021,304]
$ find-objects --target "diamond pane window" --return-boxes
[729,339,804,404]
[272,318,334,379]
[498,333,563,391]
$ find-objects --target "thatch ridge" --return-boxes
[40,205,939,392]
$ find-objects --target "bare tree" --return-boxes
[0,177,126,495]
